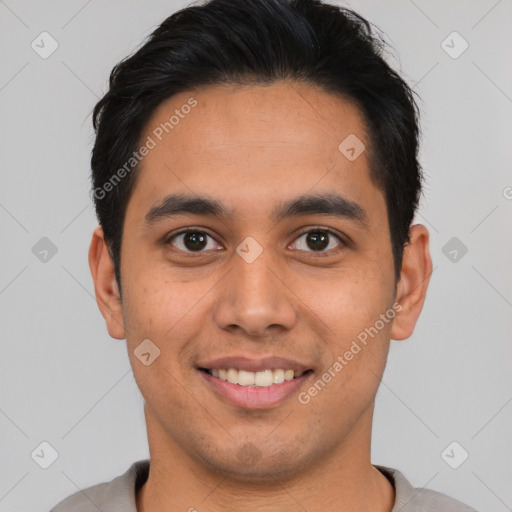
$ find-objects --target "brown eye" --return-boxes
[292,229,343,253]
[168,230,219,252]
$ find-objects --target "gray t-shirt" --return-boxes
[50,460,478,511]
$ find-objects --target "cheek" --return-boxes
[120,270,213,390]
[299,310,392,432]
[305,266,395,340]
[120,250,206,340]
[300,263,395,404]
[120,280,206,413]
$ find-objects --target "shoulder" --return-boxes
[376,465,479,512]
[49,459,149,512]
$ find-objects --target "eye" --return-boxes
[165,227,345,254]
[167,230,221,252]
[290,228,344,253]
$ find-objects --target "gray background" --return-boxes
[1,0,511,510]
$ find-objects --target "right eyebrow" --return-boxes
[144,193,232,225]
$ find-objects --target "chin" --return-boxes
[198,442,314,485]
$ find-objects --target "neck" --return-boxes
[136,406,394,512]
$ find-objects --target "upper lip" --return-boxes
[197,355,312,373]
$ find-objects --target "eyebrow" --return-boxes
[144,192,369,227]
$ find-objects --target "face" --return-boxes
[90,81,431,483]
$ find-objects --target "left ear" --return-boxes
[391,224,433,341]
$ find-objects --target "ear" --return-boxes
[88,226,125,340]
[391,224,433,341]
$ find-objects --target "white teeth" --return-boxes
[227,368,238,385]
[208,368,307,387]
[273,369,285,384]
[255,369,273,387]
[238,370,255,386]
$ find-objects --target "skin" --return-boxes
[89,81,432,512]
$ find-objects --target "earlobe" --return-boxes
[391,224,433,341]
[88,226,126,340]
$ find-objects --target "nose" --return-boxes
[213,245,298,337]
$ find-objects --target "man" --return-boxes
[51,0,478,510]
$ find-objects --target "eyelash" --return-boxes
[165,227,347,255]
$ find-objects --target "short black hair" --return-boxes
[91,0,422,294]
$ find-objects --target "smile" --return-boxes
[202,368,311,387]
[199,368,314,409]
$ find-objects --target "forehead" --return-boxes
[128,81,384,223]
[143,81,367,161]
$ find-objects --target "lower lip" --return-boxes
[199,370,313,409]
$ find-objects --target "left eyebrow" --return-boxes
[272,193,370,228]
[144,192,369,228]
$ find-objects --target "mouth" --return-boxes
[199,367,313,387]
[197,358,314,411]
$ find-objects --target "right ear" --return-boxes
[88,226,126,340]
